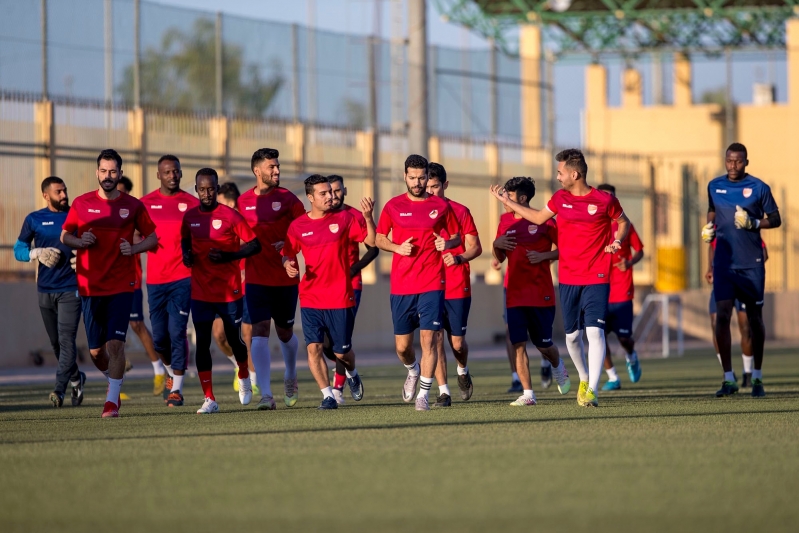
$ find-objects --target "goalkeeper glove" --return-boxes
[70,250,77,271]
[30,247,61,268]
[701,223,716,243]
[734,205,759,230]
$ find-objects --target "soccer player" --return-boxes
[182,168,261,414]
[376,154,461,411]
[702,143,780,398]
[238,148,305,410]
[595,183,644,391]
[117,176,169,395]
[324,174,379,405]
[141,155,200,407]
[490,149,629,408]
[15,176,85,408]
[425,163,481,407]
[492,177,570,406]
[282,175,375,409]
[61,149,158,418]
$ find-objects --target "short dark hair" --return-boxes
[157,154,180,166]
[218,182,240,203]
[428,162,447,183]
[597,183,616,195]
[196,168,219,184]
[118,176,134,193]
[304,174,329,195]
[404,154,429,174]
[504,177,536,203]
[251,148,280,170]
[97,149,122,170]
[556,148,588,178]
[327,174,344,185]
[41,176,64,193]
[726,142,747,158]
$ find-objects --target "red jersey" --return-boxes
[181,204,257,303]
[238,187,305,287]
[141,190,199,284]
[545,188,623,286]
[497,213,558,307]
[609,222,643,303]
[444,199,478,300]
[283,210,367,309]
[63,191,156,297]
[376,194,460,296]
[340,204,368,291]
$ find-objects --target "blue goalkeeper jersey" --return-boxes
[15,208,77,293]
[707,174,778,270]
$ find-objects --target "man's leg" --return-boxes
[737,307,754,386]
[581,285,610,406]
[81,296,110,374]
[508,341,536,405]
[433,307,451,405]
[560,285,589,403]
[164,279,191,406]
[528,306,570,396]
[270,285,300,406]
[328,307,362,403]
[221,301,251,406]
[38,293,65,405]
[56,292,83,406]
[101,292,134,416]
[414,291,444,411]
[390,294,421,402]
[194,318,218,414]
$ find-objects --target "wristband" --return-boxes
[613,239,622,246]
[754,219,761,229]
[455,255,463,265]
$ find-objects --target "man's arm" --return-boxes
[61,229,95,250]
[350,245,379,277]
[606,214,631,253]
[121,232,158,256]
[444,234,481,267]
[705,243,714,284]
[489,185,555,225]
[758,210,781,229]
[360,198,377,248]
[209,238,262,263]
[181,236,193,268]
[376,233,413,256]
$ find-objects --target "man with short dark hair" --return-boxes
[238,148,306,410]
[282,175,376,409]
[425,162,481,407]
[182,168,261,414]
[15,177,85,408]
[61,149,159,418]
[376,154,461,411]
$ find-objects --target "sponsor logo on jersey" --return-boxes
[245,206,256,210]
[743,187,753,198]
[562,204,573,208]
[715,189,727,194]
[542,338,551,343]
[506,229,516,234]
[191,223,201,227]
[400,212,412,217]
[528,224,538,234]
[178,203,188,212]
[544,296,550,301]
[619,329,630,334]
[342,344,351,350]
[119,209,130,219]
[429,210,438,219]
[150,205,163,209]
[212,219,222,230]
[89,209,101,214]
[272,202,281,211]
[42,221,53,226]
[598,273,605,278]
[302,231,314,237]
[329,223,339,234]
[597,319,605,324]
[587,204,597,215]
[115,330,126,335]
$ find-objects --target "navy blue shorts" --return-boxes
[713,266,765,308]
[244,283,298,328]
[605,300,634,338]
[301,307,356,354]
[192,298,244,326]
[129,288,144,321]
[708,290,745,314]
[559,283,610,334]
[443,297,471,336]
[506,306,555,347]
[148,278,191,371]
[389,291,445,335]
[81,292,134,349]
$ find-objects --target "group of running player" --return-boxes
[15,141,780,417]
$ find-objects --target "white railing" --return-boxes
[632,293,684,357]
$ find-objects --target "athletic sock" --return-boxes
[171,375,184,393]
[742,354,754,373]
[405,362,420,377]
[565,330,589,382]
[226,354,238,369]
[70,379,80,388]
[585,327,606,393]
[280,334,299,381]
[752,369,762,380]
[250,337,273,397]
[724,371,735,383]
[439,384,450,396]
[523,389,534,399]
[333,372,346,389]
[417,376,433,399]
[250,370,258,389]
[540,358,551,369]
[237,362,249,380]
[511,372,520,382]
[716,353,723,366]
[321,386,334,399]
[164,364,175,378]
[626,350,638,364]
[345,368,358,379]
[457,365,468,376]
[107,378,123,406]
[152,360,165,375]
[605,367,619,381]
[199,370,215,400]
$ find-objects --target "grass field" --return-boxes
[1,348,798,533]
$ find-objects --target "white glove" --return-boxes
[701,223,716,243]
[734,205,758,230]
[30,247,61,268]
[70,250,77,271]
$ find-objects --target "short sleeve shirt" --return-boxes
[497,213,557,308]
[18,208,77,293]
[141,189,200,284]
[444,199,479,300]
[608,222,643,303]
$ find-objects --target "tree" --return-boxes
[118,19,284,116]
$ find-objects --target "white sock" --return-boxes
[250,370,258,388]
[586,327,606,393]
[752,369,762,379]
[523,389,534,399]
[716,353,723,366]
[70,379,80,387]
[606,366,619,381]
[227,354,238,369]
[565,330,589,382]
[171,374,184,393]
[250,337,273,397]
[439,384,450,396]
[417,376,433,399]
[405,362,420,377]
[164,364,174,378]
[540,358,551,368]
[553,359,567,382]
[280,334,299,381]
[345,368,358,378]
[742,354,754,373]
[511,372,520,382]
[457,365,468,376]
[107,378,123,405]
[724,371,735,382]
[321,386,334,399]
[152,360,165,375]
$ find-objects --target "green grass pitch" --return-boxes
[1,349,797,532]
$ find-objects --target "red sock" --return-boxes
[237,362,249,380]
[333,372,346,389]
[199,371,215,401]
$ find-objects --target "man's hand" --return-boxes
[80,229,96,248]
[701,222,716,243]
[119,238,133,256]
[272,241,284,252]
[70,250,77,271]
[443,252,461,267]
[396,237,414,256]
[208,248,229,263]
[360,197,374,218]
[433,232,447,252]
[182,251,193,268]
[31,247,61,268]
[493,234,516,251]
[526,250,547,265]
[490,257,502,271]
[489,184,509,204]
[284,258,299,278]
[614,258,631,271]
[705,269,713,284]
[734,205,758,230]
[605,240,622,254]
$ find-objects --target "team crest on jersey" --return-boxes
[119,208,129,219]
[272,202,281,211]
[212,219,222,230]
[329,223,339,234]
[528,224,538,235]
[587,204,597,215]
[743,188,753,198]
[429,209,438,219]
[178,203,188,212]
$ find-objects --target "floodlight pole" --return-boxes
[407,0,429,156]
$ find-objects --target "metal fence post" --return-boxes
[134,0,141,108]
[215,12,223,115]
[41,0,48,100]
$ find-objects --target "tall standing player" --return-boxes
[702,143,780,398]
[182,168,261,414]
[15,176,85,408]
[490,149,629,407]
[61,149,158,418]
[141,155,199,407]
[238,148,306,410]
[596,183,644,391]
[282,175,375,409]
[376,154,461,411]
[425,163,481,407]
